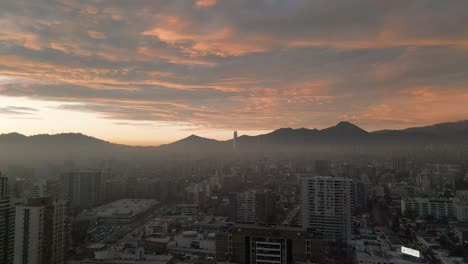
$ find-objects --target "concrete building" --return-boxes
[14,197,67,264]
[11,178,26,199]
[216,224,324,264]
[454,201,468,223]
[60,171,103,209]
[314,160,331,175]
[229,191,256,223]
[80,199,159,224]
[229,190,277,224]
[401,198,454,220]
[301,176,355,242]
[392,156,407,171]
[176,204,199,217]
[0,175,15,264]
[145,220,168,238]
[33,179,63,200]
[255,190,277,224]
[184,181,210,209]
[81,248,175,264]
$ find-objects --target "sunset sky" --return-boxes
[1,0,468,145]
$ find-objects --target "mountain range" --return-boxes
[1,120,467,162]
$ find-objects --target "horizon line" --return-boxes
[1,119,466,147]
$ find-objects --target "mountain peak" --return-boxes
[336,121,353,126]
[184,134,210,141]
[322,121,368,136]
[171,134,218,145]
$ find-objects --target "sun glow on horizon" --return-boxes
[0,96,271,146]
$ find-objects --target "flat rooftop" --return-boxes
[92,199,159,219]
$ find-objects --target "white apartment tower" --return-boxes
[14,197,66,264]
[301,176,355,242]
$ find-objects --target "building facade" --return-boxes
[401,198,454,220]
[60,171,103,209]
[301,176,355,242]
[0,176,15,264]
[13,197,67,264]
[229,191,256,224]
[216,224,324,264]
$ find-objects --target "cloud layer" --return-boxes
[1,0,468,134]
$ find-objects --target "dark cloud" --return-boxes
[0,106,39,116]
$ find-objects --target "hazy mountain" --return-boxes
[1,120,467,163]
[401,120,468,139]
[321,121,368,138]
[158,134,227,152]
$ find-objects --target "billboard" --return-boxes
[401,246,420,258]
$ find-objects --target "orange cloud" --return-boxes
[87,30,106,39]
[142,16,269,57]
[137,46,216,66]
[346,87,468,130]
[195,0,217,8]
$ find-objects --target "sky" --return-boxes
[1,0,468,145]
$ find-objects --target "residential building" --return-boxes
[0,175,15,264]
[60,171,103,209]
[13,197,67,264]
[301,176,355,241]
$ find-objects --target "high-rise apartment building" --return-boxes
[60,171,102,209]
[33,179,63,200]
[0,175,15,264]
[254,190,277,224]
[229,190,277,224]
[301,176,355,242]
[229,191,256,223]
[13,197,67,264]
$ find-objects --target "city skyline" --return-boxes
[1,0,468,145]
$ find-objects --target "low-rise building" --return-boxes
[79,199,159,223]
[175,204,199,217]
[216,224,325,264]
[401,198,454,220]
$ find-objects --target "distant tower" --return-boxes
[233,131,238,151]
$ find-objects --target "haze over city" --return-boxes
[1,0,468,145]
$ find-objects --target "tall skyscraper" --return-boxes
[13,197,67,264]
[60,171,102,209]
[301,176,355,241]
[0,175,15,264]
[233,130,238,151]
